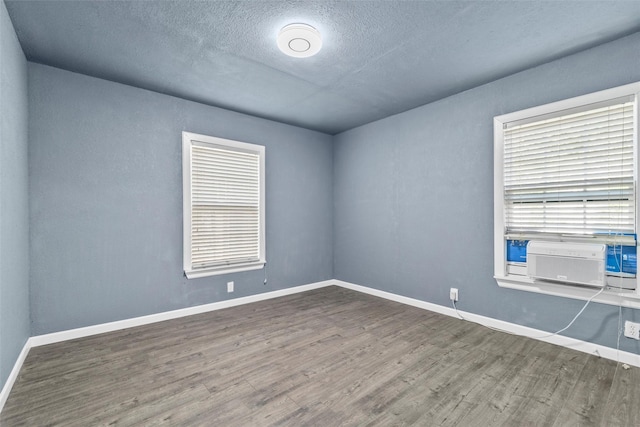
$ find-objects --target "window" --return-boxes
[183,132,265,278]
[494,82,640,296]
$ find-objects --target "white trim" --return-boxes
[182,131,266,279]
[29,280,334,347]
[0,339,32,414]
[496,275,640,309]
[333,280,640,368]
[494,114,507,288]
[495,82,640,124]
[184,262,264,279]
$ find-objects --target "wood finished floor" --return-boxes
[2,286,638,426]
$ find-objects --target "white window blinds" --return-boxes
[503,98,635,237]
[183,132,265,278]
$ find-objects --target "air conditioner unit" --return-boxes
[526,241,606,288]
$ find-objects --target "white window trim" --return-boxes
[494,82,640,308]
[183,132,266,278]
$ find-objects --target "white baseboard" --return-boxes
[333,280,640,368]
[3,278,638,415]
[0,338,32,414]
[29,280,335,347]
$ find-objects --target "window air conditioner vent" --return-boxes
[526,241,606,288]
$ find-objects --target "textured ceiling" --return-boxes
[5,1,640,134]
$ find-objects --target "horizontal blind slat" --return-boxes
[189,141,262,270]
[502,99,635,237]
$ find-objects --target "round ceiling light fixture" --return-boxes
[277,23,322,58]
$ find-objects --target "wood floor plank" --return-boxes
[500,355,585,426]
[552,355,617,426]
[1,286,637,426]
[602,362,640,427]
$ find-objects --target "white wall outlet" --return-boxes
[624,321,640,340]
[450,288,459,302]
[227,281,234,293]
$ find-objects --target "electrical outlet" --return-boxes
[624,321,640,340]
[227,281,234,293]
[450,288,459,302]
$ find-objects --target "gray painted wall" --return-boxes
[0,1,30,387]
[334,32,640,354]
[28,63,333,335]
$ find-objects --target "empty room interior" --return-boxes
[2,1,640,425]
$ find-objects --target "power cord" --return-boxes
[451,286,606,339]
[532,287,605,339]
[451,299,522,336]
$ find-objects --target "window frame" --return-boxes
[494,82,640,305]
[183,131,266,279]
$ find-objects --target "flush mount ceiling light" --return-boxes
[277,23,322,58]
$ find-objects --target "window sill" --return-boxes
[495,275,640,309]
[185,261,265,279]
